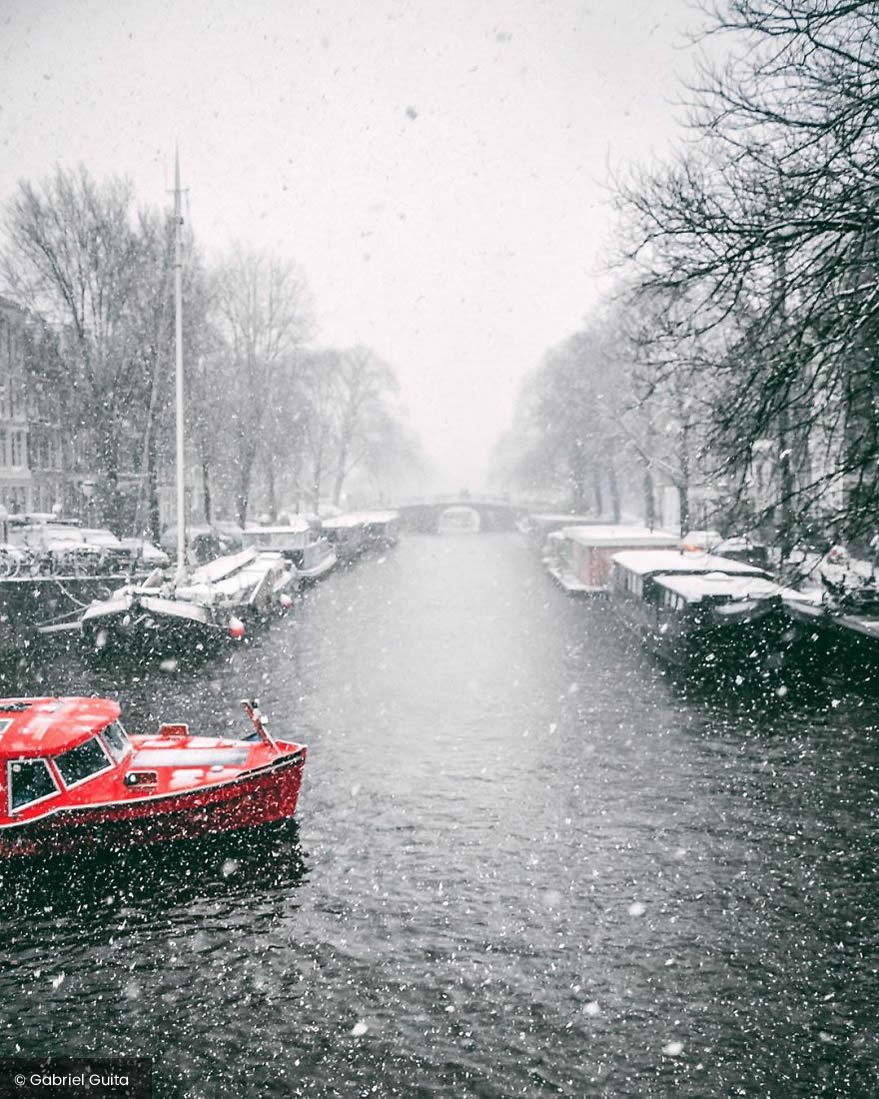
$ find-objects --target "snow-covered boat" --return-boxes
[75,548,296,656]
[240,519,337,582]
[0,696,306,858]
[782,569,879,688]
[321,514,367,564]
[353,509,401,550]
[609,549,799,679]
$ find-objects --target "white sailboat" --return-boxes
[66,154,298,658]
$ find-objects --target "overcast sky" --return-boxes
[0,0,710,489]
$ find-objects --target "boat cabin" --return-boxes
[611,549,773,608]
[609,549,795,670]
[349,510,400,549]
[241,519,335,580]
[321,514,366,561]
[0,697,130,825]
[242,518,312,551]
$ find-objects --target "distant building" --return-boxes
[0,296,34,514]
[0,296,76,519]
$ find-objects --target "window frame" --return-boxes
[6,757,61,814]
[100,720,132,764]
[54,734,115,790]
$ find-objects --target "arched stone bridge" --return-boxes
[388,494,525,534]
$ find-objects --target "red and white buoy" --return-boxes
[279,593,293,612]
[227,616,246,640]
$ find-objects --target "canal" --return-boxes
[0,533,876,1097]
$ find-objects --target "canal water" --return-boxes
[0,534,876,1097]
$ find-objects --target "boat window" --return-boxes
[55,735,113,787]
[101,720,131,762]
[8,758,59,811]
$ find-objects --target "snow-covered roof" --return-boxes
[0,697,121,757]
[242,519,311,537]
[656,572,790,603]
[612,549,769,578]
[562,524,679,547]
[322,514,365,529]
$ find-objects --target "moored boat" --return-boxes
[543,524,680,596]
[73,548,296,656]
[321,514,367,564]
[610,549,798,679]
[782,573,879,689]
[350,509,400,550]
[240,518,337,582]
[0,696,306,858]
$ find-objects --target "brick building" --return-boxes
[0,296,69,517]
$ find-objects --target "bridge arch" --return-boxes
[390,495,524,534]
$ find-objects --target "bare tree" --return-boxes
[499,323,633,516]
[2,165,156,529]
[330,346,400,505]
[615,0,879,548]
[299,349,341,511]
[210,246,311,526]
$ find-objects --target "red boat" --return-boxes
[0,696,306,858]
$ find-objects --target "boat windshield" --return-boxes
[8,758,59,812]
[101,720,131,762]
[55,735,113,787]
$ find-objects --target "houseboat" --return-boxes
[543,524,680,596]
[0,696,306,858]
[240,518,336,582]
[610,549,798,678]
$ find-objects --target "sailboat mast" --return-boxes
[174,151,186,581]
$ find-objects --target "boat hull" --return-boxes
[81,594,225,658]
[544,563,602,597]
[614,595,791,683]
[784,600,879,689]
[295,549,337,583]
[0,751,305,858]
